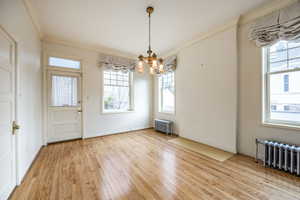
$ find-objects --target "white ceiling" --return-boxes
[30,0,271,56]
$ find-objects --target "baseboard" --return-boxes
[84,127,153,139]
[9,145,44,199]
[17,145,44,185]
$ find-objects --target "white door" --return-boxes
[47,71,82,143]
[0,28,17,199]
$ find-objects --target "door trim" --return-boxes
[0,25,19,192]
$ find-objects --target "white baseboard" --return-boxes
[17,144,43,185]
[83,126,152,139]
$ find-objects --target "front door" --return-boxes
[47,71,82,143]
[0,27,17,199]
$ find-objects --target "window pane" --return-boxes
[104,79,110,85]
[289,58,300,70]
[288,40,300,49]
[49,57,80,69]
[51,75,78,106]
[269,61,287,72]
[103,70,131,112]
[269,40,288,52]
[104,73,110,79]
[111,74,116,80]
[288,47,300,60]
[270,50,287,63]
[103,86,129,111]
[111,79,117,85]
[269,71,300,123]
[162,87,175,112]
[160,72,175,113]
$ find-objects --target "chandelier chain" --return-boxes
[148,11,151,53]
[137,6,164,75]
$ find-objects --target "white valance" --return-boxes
[99,54,135,73]
[163,56,177,72]
[249,1,300,47]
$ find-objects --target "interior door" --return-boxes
[0,28,17,199]
[47,71,82,143]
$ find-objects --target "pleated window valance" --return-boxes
[249,1,300,47]
[99,54,135,73]
[99,54,177,74]
[163,56,177,72]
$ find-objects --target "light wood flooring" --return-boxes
[10,129,300,200]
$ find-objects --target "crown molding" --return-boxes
[22,0,43,38]
[239,0,297,26]
[42,36,136,59]
[162,16,240,57]
[162,0,298,57]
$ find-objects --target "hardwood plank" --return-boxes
[10,129,300,200]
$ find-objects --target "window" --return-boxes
[159,72,175,113]
[51,75,78,107]
[283,74,289,92]
[263,40,300,126]
[103,70,133,112]
[49,57,81,69]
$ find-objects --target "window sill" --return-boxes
[101,110,135,115]
[262,121,300,131]
[158,111,175,115]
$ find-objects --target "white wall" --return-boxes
[153,0,300,157]
[0,0,43,183]
[154,25,238,153]
[237,22,300,157]
[43,42,152,138]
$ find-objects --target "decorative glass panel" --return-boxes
[51,75,78,106]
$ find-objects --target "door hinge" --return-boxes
[12,121,20,135]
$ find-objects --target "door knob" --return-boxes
[78,110,82,113]
[12,121,20,135]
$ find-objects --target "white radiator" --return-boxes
[154,119,173,135]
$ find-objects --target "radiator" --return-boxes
[256,139,300,175]
[154,119,173,135]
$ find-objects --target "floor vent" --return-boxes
[256,139,300,175]
[154,119,173,135]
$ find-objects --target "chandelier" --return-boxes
[137,6,164,75]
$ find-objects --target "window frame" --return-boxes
[262,41,300,129]
[158,71,176,114]
[101,69,134,114]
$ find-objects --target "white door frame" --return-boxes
[43,53,85,144]
[0,25,19,193]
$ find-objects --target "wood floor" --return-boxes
[11,129,300,200]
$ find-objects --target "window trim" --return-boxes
[262,44,300,129]
[158,71,176,115]
[101,69,134,114]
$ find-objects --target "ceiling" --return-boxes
[29,0,271,56]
